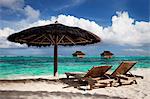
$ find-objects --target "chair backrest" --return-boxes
[84,66,112,78]
[111,61,137,77]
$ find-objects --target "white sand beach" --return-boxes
[0,68,150,99]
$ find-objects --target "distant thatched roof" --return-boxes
[101,51,114,56]
[72,51,85,56]
[7,23,101,47]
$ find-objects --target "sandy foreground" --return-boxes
[0,68,150,99]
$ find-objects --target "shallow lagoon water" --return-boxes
[0,56,149,79]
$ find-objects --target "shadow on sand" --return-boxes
[0,90,128,99]
[0,78,130,99]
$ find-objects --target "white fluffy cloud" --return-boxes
[0,0,40,31]
[0,12,149,48]
[24,5,40,21]
[0,28,25,48]
[102,12,150,46]
[15,14,103,35]
[0,0,40,21]
[0,0,24,10]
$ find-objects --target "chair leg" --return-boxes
[90,84,93,90]
[88,81,95,90]
[110,81,113,87]
[134,80,137,84]
[118,78,122,86]
[66,75,69,79]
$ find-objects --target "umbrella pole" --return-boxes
[54,44,58,77]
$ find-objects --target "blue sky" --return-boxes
[0,0,150,56]
[1,0,149,25]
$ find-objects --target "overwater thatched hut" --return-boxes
[101,51,114,58]
[72,51,85,58]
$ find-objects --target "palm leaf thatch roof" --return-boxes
[7,22,101,76]
[7,23,101,47]
[101,51,114,56]
[72,51,85,56]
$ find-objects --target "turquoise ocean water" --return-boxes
[0,56,149,79]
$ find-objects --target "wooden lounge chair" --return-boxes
[65,66,112,79]
[65,61,143,90]
[111,61,137,77]
[65,66,112,89]
[109,61,143,85]
[92,61,143,88]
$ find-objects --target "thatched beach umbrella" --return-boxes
[7,22,101,77]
